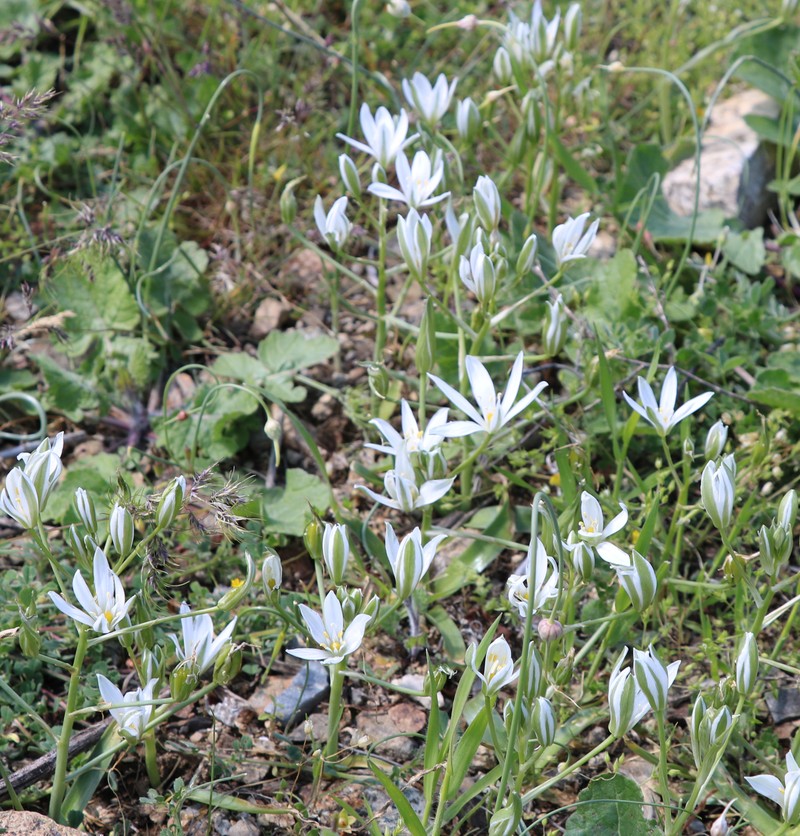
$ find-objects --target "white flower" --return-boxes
[428,352,548,438]
[552,212,598,267]
[701,457,735,531]
[473,175,501,231]
[530,0,561,62]
[735,631,758,695]
[573,491,629,566]
[608,648,651,738]
[109,502,134,557]
[170,603,237,675]
[17,431,64,510]
[97,674,158,741]
[314,195,352,250]
[0,467,40,529]
[622,366,713,437]
[633,645,680,714]
[542,294,568,357]
[368,150,449,209]
[460,240,497,307]
[262,552,282,600]
[288,590,372,665]
[615,550,657,612]
[385,0,410,18]
[366,399,448,458]
[322,522,350,585]
[337,104,418,170]
[396,209,432,280]
[357,449,454,512]
[49,547,135,634]
[746,751,800,825]
[402,72,458,126]
[468,635,518,694]
[507,537,559,617]
[704,420,728,460]
[385,523,445,600]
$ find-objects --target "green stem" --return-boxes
[144,732,161,788]
[656,712,672,831]
[49,625,89,821]
[374,201,388,367]
[325,662,346,759]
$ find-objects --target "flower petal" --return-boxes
[427,372,483,426]
[503,380,549,424]
[659,367,678,415]
[49,591,94,627]
[499,352,524,418]
[671,391,714,426]
[745,774,785,807]
[297,603,327,646]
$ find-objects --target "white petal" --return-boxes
[287,647,331,662]
[745,774,786,807]
[671,391,714,426]
[580,492,603,528]
[72,570,98,616]
[603,504,628,537]
[49,591,94,627]
[322,591,344,636]
[342,612,372,654]
[417,477,455,507]
[97,674,123,707]
[659,367,678,415]
[622,390,652,424]
[596,542,631,567]
[356,484,401,510]
[427,372,483,426]
[368,183,407,203]
[430,420,483,438]
[503,381,548,424]
[499,352,524,418]
[297,603,326,646]
[464,356,497,418]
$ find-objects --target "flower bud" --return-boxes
[616,549,657,612]
[170,660,198,701]
[456,97,480,142]
[264,417,283,467]
[304,517,323,561]
[704,420,728,460]
[783,0,799,18]
[683,436,695,459]
[0,468,40,529]
[488,793,522,836]
[338,153,361,197]
[473,175,501,232]
[156,475,186,531]
[516,233,538,276]
[371,162,386,185]
[415,298,436,377]
[67,524,89,561]
[779,489,798,531]
[553,648,574,688]
[322,522,350,585]
[363,594,381,621]
[19,617,41,659]
[736,632,758,696]
[74,488,97,534]
[262,549,282,603]
[367,363,389,400]
[279,178,301,225]
[493,47,513,85]
[690,694,707,768]
[722,552,745,583]
[564,3,582,50]
[109,503,134,558]
[542,294,568,357]
[759,522,792,578]
[521,90,542,140]
[709,809,730,836]
[219,551,256,611]
[538,619,564,642]
[397,209,432,283]
[530,696,556,747]
[701,459,735,531]
[214,643,243,685]
[524,641,546,699]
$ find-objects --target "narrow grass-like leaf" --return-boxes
[367,760,427,836]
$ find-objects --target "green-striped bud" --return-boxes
[109,503,134,557]
[735,632,758,696]
[322,522,350,585]
[262,549,282,603]
[304,517,323,562]
[156,475,186,531]
[488,793,522,836]
[616,549,657,612]
[74,488,97,534]
[530,696,556,747]
[415,298,436,377]
[338,154,361,198]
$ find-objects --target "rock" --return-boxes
[250,297,292,340]
[0,812,83,835]
[250,661,329,728]
[227,816,260,836]
[766,686,800,724]
[208,688,257,730]
[363,785,426,835]
[663,89,778,228]
[355,702,427,761]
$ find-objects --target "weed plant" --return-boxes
[0,1,799,834]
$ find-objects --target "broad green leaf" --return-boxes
[564,774,660,835]
[722,228,766,275]
[36,354,103,422]
[45,453,130,525]
[433,503,512,598]
[750,369,800,414]
[257,330,340,373]
[449,711,489,799]
[211,353,305,402]
[584,250,641,326]
[734,26,800,104]
[261,469,332,536]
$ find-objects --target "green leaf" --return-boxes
[427,605,467,660]
[36,354,103,422]
[433,503,512,598]
[551,133,599,195]
[261,469,332,536]
[367,761,427,836]
[722,228,766,275]
[42,253,140,356]
[44,453,129,525]
[258,330,340,373]
[564,774,660,835]
[734,26,800,104]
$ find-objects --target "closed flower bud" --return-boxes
[109,503,134,557]
[473,175,501,232]
[542,294,568,357]
[415,298,436,377]
[709,810,730,836]
[488,793,522,836]
[219,551,256,611]
[262,550,282,602]
[363,594,381,621]
[683,436,695,459]
[264,417,283,467]
[67,524,89,561]
[0,468,40,530]
[525,641,546,699]
[634,645,672,714]
[704,420,728,460]
[690,695,707,768]
[521,90,542,140]
[304,517,324,561]
[564,3,582,50]
[736,632,758,695]
[340,587,363,622]
[322,522,350,585]
[493,47,513,85]
[616,549,657,612]
[156,475,186,531]
[516,233,538,276]
[397,209,433,282]
[701,458,735,531]
[553,648,574,688]
[75,488,97,534]
[338,153,361,197]
[214,643,243,685]
[170,660,198,701]
[367,363,389,400]
[530,696,556,747]
[759,522,792,578]
[19,617,41,659]
[456,97,480,142]
[779,489,798,531]
[279,177,301,224]
[538,618,564,642]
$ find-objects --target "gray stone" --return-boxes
[662,89,778,228]
[0,812,83,835]
[363,785,426,836]
[766,686,800,724]
[269,661,329,728]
